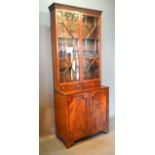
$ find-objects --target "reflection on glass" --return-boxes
[57,11,80,83]
[82,15,99,80]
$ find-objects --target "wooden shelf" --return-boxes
[83,38,98,40]
[58,37,79,40]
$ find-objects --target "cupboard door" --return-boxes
[81,14,101,80]
[56,10,81,83]
[68,93,89,141]
[90,89,108,133]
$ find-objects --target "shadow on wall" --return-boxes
[39,11,55,137]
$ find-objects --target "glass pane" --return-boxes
[57,11,80,83]
[82,15,99,80]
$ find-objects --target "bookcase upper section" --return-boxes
[49,3,102,91]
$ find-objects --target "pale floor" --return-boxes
[40,118,115,155]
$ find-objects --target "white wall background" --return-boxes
[39,0,115,136]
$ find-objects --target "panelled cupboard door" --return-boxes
[90,89,108,134]
[68,93,89,141]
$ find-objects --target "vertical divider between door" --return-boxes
[79,12,83,85]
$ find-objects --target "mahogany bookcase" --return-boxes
[48,3,109,148]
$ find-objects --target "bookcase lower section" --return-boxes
[54,87,109,148]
